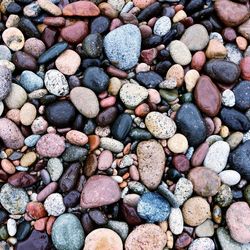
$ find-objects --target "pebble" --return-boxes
[169,40,192,66]
[37,0,61,16]
[20,102,37,126]
[168,133,188,153]
[112,113,132,141]
[100,137,124,153]
[238,19,250,42]
[206,39,227,59]
[145,112,176,139]
[70,87,99,118]
[226,202,250,244]
[153,16,171,36]
[222,89,235,107]
[229,140,250,181]
[20,151,36,167]
[52,213,84,250]
[0,66,11,101]
[24,38,45,58]
[125,224,167,250]
[226,43,243,65]
[97,150,113,170]
[63,1,100,16]
[2,27,24,51]
[169,208,184,235]
[47,158,63,182]
[19,70,43,92]
[7,218,16,237]
[195,219,214,237]
[36,133,65,158]
[174,178,193,206]
[80,175,121,208]
[215,184,233,207]
[5,83,27,109]
[181,24,209,51]
[82,33,103,58]
[107,220,129,241]
[185,69,200,92]
[136,71,163,88]
[137,139,165,189]
[0,45,11,61]
[104,24,141,70]
[188,238,215,250]
[176,103,207,147]
[119,83,148,109]
[137,192,171,223]
[0,183,28,214]
[188,167,221,197]
[233,81,250,110]
[83,228,123,250]
[182,197,211,226]
[55,49,81,76]
[219,170,241,186]
[204,141,230,173]
[44,193,65,216]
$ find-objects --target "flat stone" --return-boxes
[70,87,99,118]
[145,112,176,139]
[181,24,209,51]
[125,224,167,250]
[80,175,121,208]
[104,24,141,70]
[137,139,165,189]
[63,1,100,16]
[0,66,11,101]
[52,213,84,250]
[0,45,11,60]
[100,137,124,153]
[226,202,250,244]
[204,141,230,173]
[19,70,43,92]
[0,183,28,214]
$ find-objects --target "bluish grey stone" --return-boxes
[0,45,11,61]
[19,70,43,92]
[137,192,171,223]
[52,213,84,250]
[24,134,41,147]
[104,24,141,70]
[0,66,11,101]
[107,220,129,241]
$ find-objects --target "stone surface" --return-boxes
[44,193,65,216]
[104,24,141,70]
[19,70,43,92]
[70,87,99,118]
[125,224,167,250]
[188,238,215,250]
[137,139,165,190]
[174,177,193,206]
[100,137,124,153]
[238,19,250,41]
[206,39,227,59]
[153,16,171,36]
[2,27,24,51]
[0,66,11,101]
[226,202,250,244]
[52,213,84,250]
[195,219,214,237]
[169,208,184,235]
[80,175,121,208]
[219,170,241,186]
[63,1,100,16]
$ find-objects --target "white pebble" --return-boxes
[154,16,171,37]
[169,208,183,235]
[219,170,241,186]
[7,219,16,237]
[44,193,65,216]
[222,89,235,107]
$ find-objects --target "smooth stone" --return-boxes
[176,103,207,147]
[16,230,50,250]
[136,71,163,88]
[188,167,221,196]
[62,146,87,162]
[181,24,209,51]
[2,27,24,51]
[80,175,121,208]
[19,70,43,92]
[194,75,221,117]
[63,1,100,16]
[52,213,84,250]
[91,16,110,34]
[47,158,63,182]
[8,172,37,188]
[44,69,69,97]
[220,108,250,132]
[174,178,193,206]
[222,89,235,107]
[214,0,250,27]
[214,184,233,207]
[125,224,167,250]
[219,170,241,186]
[137,139,165,190]
[0,66,11,101]
[0,118,24,149]
[204,59,240,85]
[137,192,170,222]
[112,113,132,141]
[16,221,31,241]
[83,67,109,94]
[38,42,68,64]
[107,220,128,241]
[119,83,148,109]
[0,183,28,214]
[226,202,250,243]
[238,19,250,41]
[169,40,192,66]
[70,87,99,118]
[204,141,230,173]
[18,17,40,38]
[0,45,11,60]
[96,107,118,127]
[83,228,123,250]
[104,24,141,70]
[24,38,45,58]
[82,33,103,58]
[36,133,65,157]
[233,81,250,110]
[169,207,184,235]
[195,219,214,237]
[137,2,161,21]
[98,150,113,170]
[145,111,176,139]
[206,39,227,59]
[44,193,65,216]
[12,51,37,71]
[229,141,250,181]
[5,83,27,109]
[188,238,215,250]
[100,137,124,153]
[45,100,76,128]
[153,16,171,36]
[226,43,243,65]
[182,197,211,226]
[20,103,36,126]
[130,128,152,141]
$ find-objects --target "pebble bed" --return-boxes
[0,0,250,249]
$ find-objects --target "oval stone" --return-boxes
[0,66,11,101]
[233,81,250,110]
[19,70,43,92]
[63,1,100,16]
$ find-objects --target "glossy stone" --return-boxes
[112,114,133,141]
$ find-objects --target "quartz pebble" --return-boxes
[44,193,65,216]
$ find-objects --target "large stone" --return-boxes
[233,81,250,110]
[0,66,11,101]
[137,140,165,190]
[104,24,141,70]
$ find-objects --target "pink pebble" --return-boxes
[98,150,113,170]
[100,96,116,108]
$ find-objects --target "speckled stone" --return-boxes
[0,66,12,101]
[44,193,65,216]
